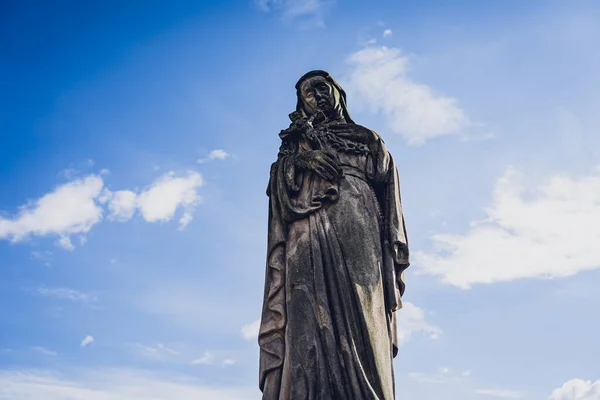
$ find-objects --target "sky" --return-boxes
[1,0,600,399]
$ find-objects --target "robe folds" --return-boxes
[259,128,409,400]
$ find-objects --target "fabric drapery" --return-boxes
[259,128,409,400]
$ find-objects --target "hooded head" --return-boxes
[295,70,354,124]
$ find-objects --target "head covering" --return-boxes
[295,70,354,123]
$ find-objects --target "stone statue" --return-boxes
[259,70,410,400]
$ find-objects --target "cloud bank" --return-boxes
[0,171,204,249]
[416,166,600,288]
[0,368,258,400]
[344,45,469,146]
[549,379,600,400]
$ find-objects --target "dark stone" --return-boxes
[259,70,410,400]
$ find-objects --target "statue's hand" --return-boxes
[328,123,377,144]
[293,150,342,181]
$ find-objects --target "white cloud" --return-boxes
[80,336,94,347]
[197,149,230,164]
[0,171,204,248]
[256,0,330,26]
[191,351,214,365]
[240,318,261,341]
[31,347,57,356]
[408,367,523,398]
[363,38,377,46]
[178,213,194,230]
[416,166,600,289]
[208,149,229,160]
[35,287,96,302]
[190,352,235,367]
[383,28,392,37]
[57,236,74,250]
[136,172,203,229]
[397,302,442,344]
[474,389,524,398]
[134,343,180,362]
[105,171,203,230]
[0,176,104,244]
[549,379,600,400]
[0,368,259,400]
[62,168,78,180]
[344,45,469,146]
[106,190,137,221]
[408,368,464,385]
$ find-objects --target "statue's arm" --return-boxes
[368,133,410,297]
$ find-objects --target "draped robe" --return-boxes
[259,122,409,400]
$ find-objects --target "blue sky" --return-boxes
[1,0,600,399]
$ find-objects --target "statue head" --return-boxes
[295,70,354,123]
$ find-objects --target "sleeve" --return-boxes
[259,161,288,397]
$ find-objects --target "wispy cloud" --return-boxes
[409,367,524,398]
[474,388,525,398]
[35,287,96,302]
[56,236,75,250]
[134,343,180,362]
[190,351,236,367]
[31,347,57,356]
[240,318,260,341]
[30,250,53,267]
[416,165,600,288]
[131,282,242,335]
[344,45,470,146]
[0,368,259,400]
[256,0,332,26]
[191,351,214,365]
[408,366,467,385]
[549,378,600,400]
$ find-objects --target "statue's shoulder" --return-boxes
[350,122,385,144]
[364,126,383,139]
[369,128,384,142]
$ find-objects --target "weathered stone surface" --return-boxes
[259,70,410,400]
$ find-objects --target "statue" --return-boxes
[259,70,410,400]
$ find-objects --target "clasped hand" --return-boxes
[289,123,376,181]
[293,150,343,181]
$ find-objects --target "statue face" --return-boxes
[299,76,338,117]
